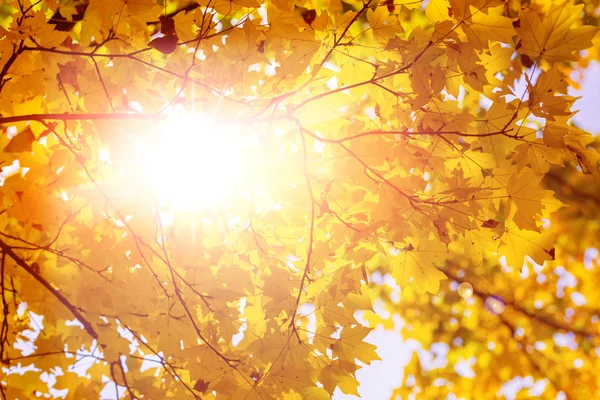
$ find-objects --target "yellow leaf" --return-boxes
[391,237,447,293]
[516,2,598,63]
[467,5,516,47]
[506,169,545,231]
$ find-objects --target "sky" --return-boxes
[570,62,600,135]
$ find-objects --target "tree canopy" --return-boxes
[1,0,599,398]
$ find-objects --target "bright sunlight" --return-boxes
[135,114,245,210]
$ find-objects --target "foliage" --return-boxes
[0,0,599,398]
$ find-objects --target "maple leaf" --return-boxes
[516,2,599,63]
[506,169,546,231]
[3,126,34,153]
[390,237,448,293]
[465,5,516,47]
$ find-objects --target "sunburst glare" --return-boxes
[135,114,245,210]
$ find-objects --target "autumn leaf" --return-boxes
[149,35,178,54]
[390,237,448,293]
[193,379,209,393]
[506,169,545,231]
[516,2,599,63]
[3,126,34,153]
[481,219,499,229]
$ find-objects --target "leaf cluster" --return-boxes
[0,0,599,398]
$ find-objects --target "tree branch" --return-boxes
[0,239,98,340]
[0,113,169,124]
[289,127,317,340]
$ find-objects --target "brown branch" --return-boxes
[301,128,517,144]
[125,326,202,400]
[497,313,575,399]
[290,15,466,113]
[441,265,597,337]
[0,239,98,340]
[293,119,418,210]
[544,170,600,207]
[316,0,373,71]
[3,349,184,369]
[248,214,267,254]
[155,212,239,366]
[434,262,576,397]
[109,361,122,400]
[145,2,202,26]
[0,42,24,93]
[21,30,246,103]
[0,230,112,283]
[92,58,116,113]
[118,360,139,400]
[0,252,8,381]
[0,113,168,124]
[328,209,360,232]
[111,360,140,400]
[289,128,317,340]
[48,124,172,301]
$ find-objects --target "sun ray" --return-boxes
[134,114,245,211]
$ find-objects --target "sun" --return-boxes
[134,114,245,210]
